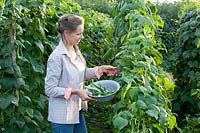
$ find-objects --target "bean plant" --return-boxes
[111,0,176,132]
[172,7,200,132]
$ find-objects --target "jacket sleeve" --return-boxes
[84,67,101,80]
[45,55,65,98]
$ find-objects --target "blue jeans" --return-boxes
[51,110,87,133]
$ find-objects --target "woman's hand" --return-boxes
[73,89,96,101]
[98,65,118,76]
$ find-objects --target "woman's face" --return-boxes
[64,24,84,46]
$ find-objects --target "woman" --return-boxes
[45,14,117,133]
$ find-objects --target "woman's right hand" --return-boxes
[73,89,96,101]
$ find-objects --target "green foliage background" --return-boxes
[157,1,200,132]
[111,0,176,132]
[0,0,114,132]
[172,6,200,132]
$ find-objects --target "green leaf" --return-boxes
[168,115,176,130]
[5,66,14,74]
[112,101,126,113]
[128,87,138,101]
[34,110,44,122]
[143,94,158,105]
[13,64,22,77]
[113,116,128,131]
[153,124,164,133]
[162,77,175,90]
[0,94,14,110]
[0,56,12,69]
[180,31,192,43]
[30,58,44,73]
[0,77,15,89]
[119,110,133,120]
[24,116,39,127]
[138,86,147,93]
[25,108,34,118]
[190,89,198,96]
[35,40,44,53]
[11,95,18,106]
[16,118,25,129]
[116,59,131,68]
[136,61,148,67]
[128,102,137,112]
[127,30,137,38]
[20,106,34,118]
[159,107,168,125]
[188,61,198,68]
[0,76,25,89]
[0,42,13,56]
[0,0,4,9]
[33,95,47,110]
[15,78,25,88]
[182,50,191,59]
[10,117,25,129]
[16,24,23,35]
[195,28,200,36]
[39,25,45,38]
[136,100,147,109]
[147,104,160,112]
[146,109,158,120]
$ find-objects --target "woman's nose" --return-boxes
[81,34,84,39]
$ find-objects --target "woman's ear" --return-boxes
[64,30,68,36]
